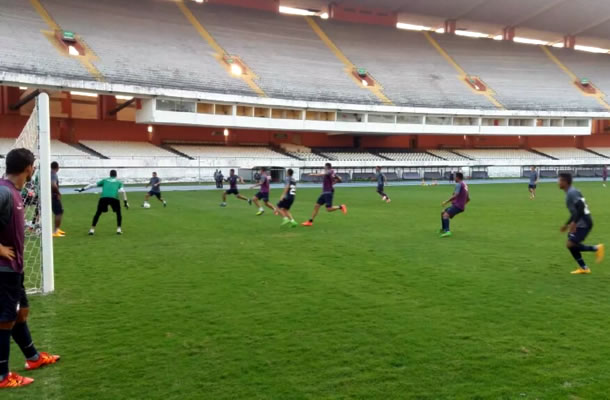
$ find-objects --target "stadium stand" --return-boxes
[0,139,91,157]
[587,148,610,158]
[40,0,255,96]
[550,48,610,98]
[534,147,607,160]
[453,149,550,161]
[435,35,605,111]
[427,150,470,161]
[80,141,177,158]
[540,170,559,178]
[318,21,495,109]
[402,172,421,180]
[471,170,489,179]
[423,171,442,180]
[318,150,386,162]
[169,144,292,162]
[189,3,380,104]
[379,151,444,162]
[352,173,375,180]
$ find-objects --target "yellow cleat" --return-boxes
[52,232,65,238]
[571,268,591,275]
[596,244,605,264]
[57,229,66,235]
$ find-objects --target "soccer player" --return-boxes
[249,168,277,216]
[373,166,391,203]
[51,161,65,237]
[603,165,607,187]
[440,172,470,238]
[528,166,538,200]
[220,169,248,207]
[302,163,347,227]
[77,170,129,235]
[558,173,604,274]
[277,169,297,227]
[0,149,60,389]
[143,172,166,208]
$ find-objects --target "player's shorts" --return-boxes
[317,192,334,208]
[255,191,269,202]
[97,197,121,214]
[0,272,28,322]
[528,184,537,189]
[604,176,608,182]
[277,196,295,210]
[444,205,464,218]
[568,225,593,244]
[148,191,161,199]
[225,188,239,196]
[377,184,385,193]
[52,196,64,215]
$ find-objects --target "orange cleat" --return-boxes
[25,352,60,371]
[340,204,348,215]
[301,221,313,227]
[0,372,34,388]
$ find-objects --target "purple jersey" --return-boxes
[323,169,336,193]
[452,181,469,210]
[0,179,25,274]
[228,175,239,190]
[260,173,270,193]
[603,167,608,178]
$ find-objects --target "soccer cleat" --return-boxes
[220,202,227,207]
[571,268,591,274]
[0,372,34,388]
[25,352,60,371]
[596,244,605,264]
[440,231,453,238]
[386,198,391,203]
[340,204,348,215]
[256,210,265,216]
[117,228,122,235]
[88,229,95,236]
[52,232,65,238]
[163,201,167,208]
[247,199,252,206]
[302,221,313,227]
[281,218,291,227]
[291,221,298,228]
[57,229,66,235]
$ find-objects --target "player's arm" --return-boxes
[75,182,98,192]
[239,177,245,184]
[119,187,129,209]
[442,187,460,206]
[279,183,290,201]
[0,188,15,260]
[51,180,61,198]
[250,181,261,189]
[334,174,343,183]
[562,199,586,232]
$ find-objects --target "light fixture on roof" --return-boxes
[19,87,27,90]
[230,63,243,76]
[115,95,134,100]
[513,37,549,46]
[435,27,445,34]
[455,30,489,38]
[552,42,564,48]
[68,45,80,56]
[361,79,368,86]
[574,45,609,54]
[279,6,317,16]
[70,91,97,97]
[396,22,432,31]
[147,125,154,133]
[320,12,329,19]
[223,128,229,137]
[492,35,502,40]
[194,0,204,3]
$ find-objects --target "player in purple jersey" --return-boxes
[249,168,277,216]
[603,165,608,187]
[302,163,347,227]
[0,149,60,389]
[220,169,248,207]
[440,172,470,238]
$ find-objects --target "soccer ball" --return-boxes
[142,202,151,209]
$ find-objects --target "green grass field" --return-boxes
[6,181,610,399]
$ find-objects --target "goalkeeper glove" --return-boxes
[75,187,86,193]
[124,200,129,209]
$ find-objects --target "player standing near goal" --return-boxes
[0,149,60,389]
[220,169,248,207]
[558,173,604,274]
[602,165,607,187]
[528,166,538,200]
[440,172,470,238]
[249,167,277,216]
[302,163,347,227]
[373,166,391,203]
[277,169,297,227]
[143,172,166,208]
[51,162,65,237]
[77,170,129,235]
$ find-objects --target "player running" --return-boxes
[0,149,60,389]
[50,162,65,237]
[528,166,538,200]
[277,169,297,228]
[302,163,347,227]
[220,169,248,207]
[558,173,604,274]
[603,165,607,187]
[77,170,129,235]
[249,168,277,216]
[440,172,470,238]
[373,166,391,203]
[143,172,166,208]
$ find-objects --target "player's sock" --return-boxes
[442,218,450,232]
[578,244,597,252]
[569,247,588,269]
[259,207,264,212]
[11,323,38,360]
[0,329,10,379]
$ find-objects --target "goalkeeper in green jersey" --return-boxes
[76,170,129,235]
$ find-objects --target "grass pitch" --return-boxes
[6,181,610,399]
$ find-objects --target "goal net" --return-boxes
[3,93,54,294]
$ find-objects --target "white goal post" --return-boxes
[9,92,54,294]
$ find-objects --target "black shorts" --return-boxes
[277,196,295,210]
[97,197,121,214]
[226,188,239,196]
[444,205,464,218]
[52,196,64,215]
[148,191,161,199]
[317,192,334,208]
[255,192,269,202]
[528,184,537,190]
[0,272,28,323]
[377,184,385,193]
[568,225,593,244]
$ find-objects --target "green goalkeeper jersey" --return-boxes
[97,178,123,199]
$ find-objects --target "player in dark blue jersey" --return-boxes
[373,166,391,203]
[558,173,604,274]
[277,169,297,228]
[220,169,248,207]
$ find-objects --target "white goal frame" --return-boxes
[37,93,54,294]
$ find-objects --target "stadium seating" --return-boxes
[471,170,489,179]
[423,171,442,180]
[587,148,610,159]
[550,48,610,99]
[453,149,550,161]
[379,152,443,162]
[576,169,596,177]
[427,150,470,161]
[319,21,494,109]
[435,35,605,111]
[534,148,607,160]
[169,144,292,162]
[540,170,558,178]
[318,151,386,162]
[80,141,176,158]
[40,0,255,96]
[0,138,90,157]
[384,172,400,181]
[189,4,379,104]
[402,172,421,180]
[352,173,375,181]
[288,152,329,162]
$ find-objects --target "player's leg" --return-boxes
[303,202,322,226]
[567,239,589,273]
[440,206,460,237]
[236,192,248,201]
[113,200,123,234]
[13,306,59,371]
[89,199,106,235]
[52,198,65,237]
[264,200,277,212]
[221,190,228,207]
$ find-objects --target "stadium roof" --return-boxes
[282,0,610,49]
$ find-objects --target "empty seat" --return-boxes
[535,148,606,160]
[81,141,176,158]
[471,171,489,179]
[540,170,558,178]
[423,172,442,180]
[352,173,375,180]
[455,149,548,161]
[402,172,421,180]
[380,152,443,162]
